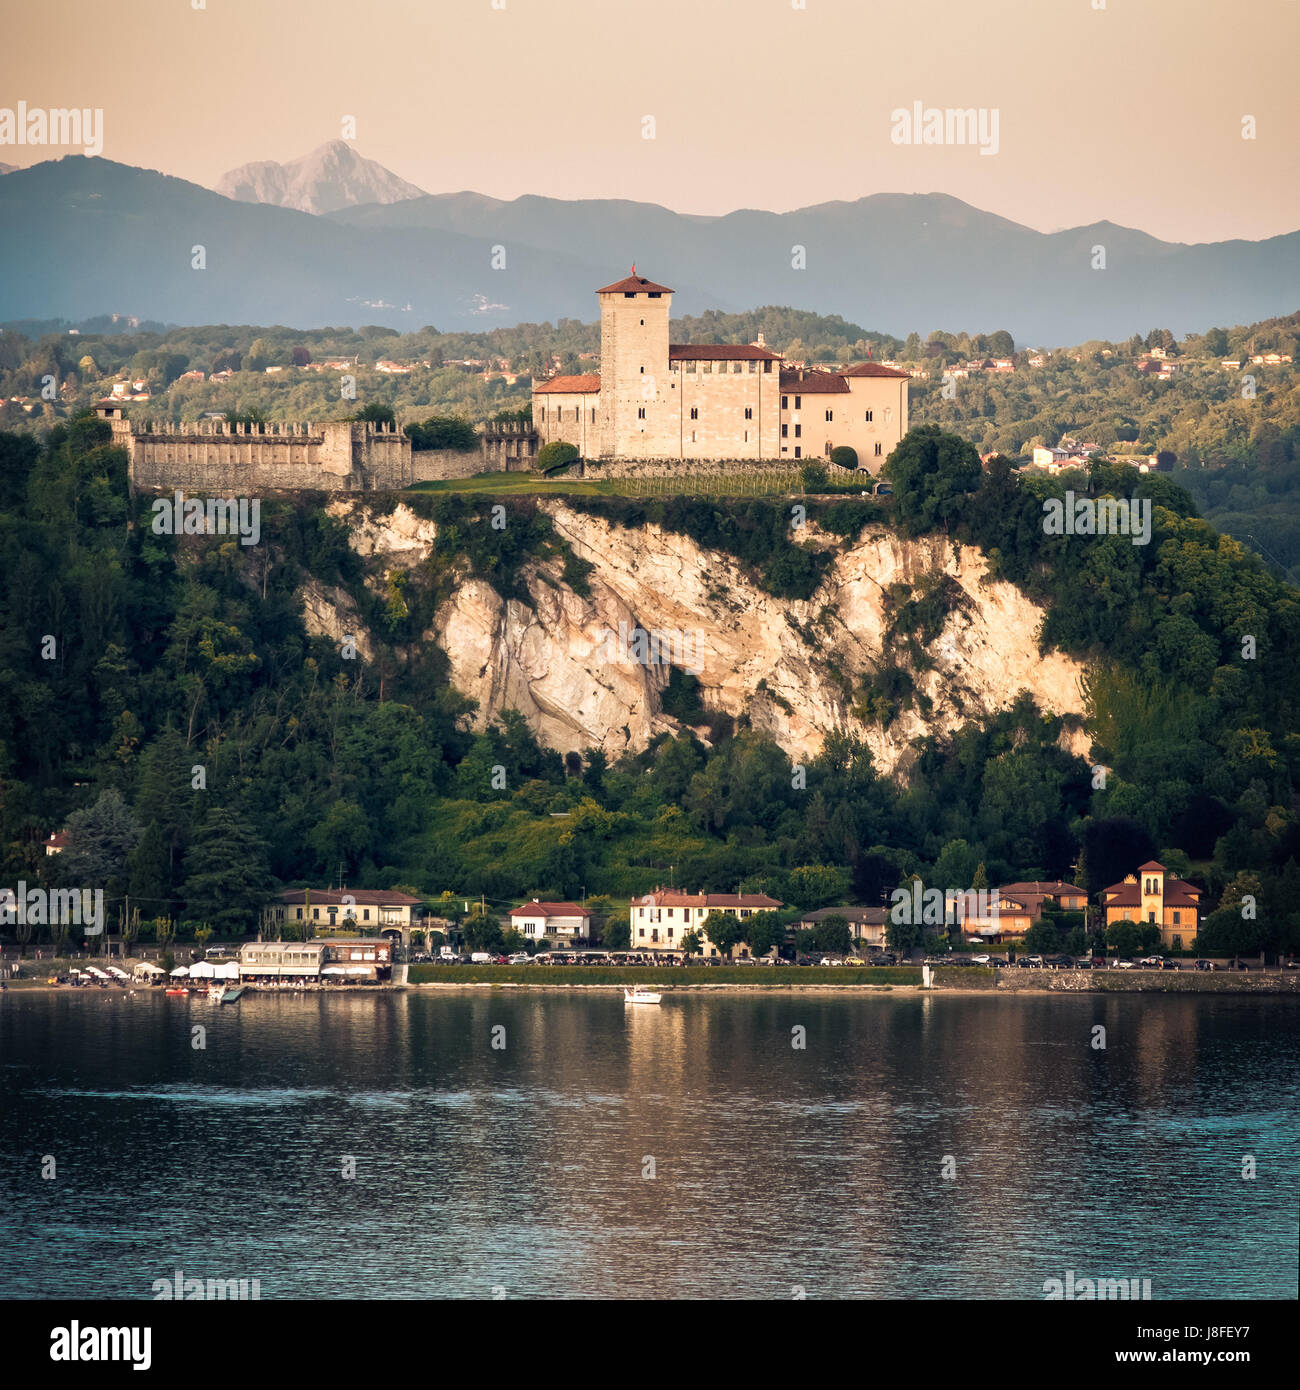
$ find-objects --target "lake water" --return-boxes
[1,989,1296,1300]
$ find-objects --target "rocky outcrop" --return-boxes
[299,500,1091,776]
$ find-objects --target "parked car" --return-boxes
[819,957,844,966]
[506,953,531,965]
[1194,959,1219,972]
[1137,956,1163,968]
[1160,959,1179,970]
[971,954,991,964]
[1074,958,1093,970]
[1115,959,1136,969]
[1045,955,1074,968]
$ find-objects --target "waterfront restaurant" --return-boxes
[312,938,392,983]
[238,941,325,982]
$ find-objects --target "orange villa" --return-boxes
[1101,861,1201,951]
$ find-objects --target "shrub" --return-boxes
[801,462,829,493]
[406,415,477,451]
[830,446,859,470]
[537,441,580,473]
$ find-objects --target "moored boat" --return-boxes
[164,986,189,996]
[624,987,662,1005]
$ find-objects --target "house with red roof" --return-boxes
[508,899,592,940]
[1102,861,1201,951]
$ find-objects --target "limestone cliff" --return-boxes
[298,499,1090,777]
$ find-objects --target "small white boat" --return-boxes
[624,987,662,1005]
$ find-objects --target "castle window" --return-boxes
[640,366,645,373]
[591,409,596,422]
[744,431,749,443]
[640,319,645,326]
[540,407,546,421]
[624,292,635,298]
[781,396,788,409]
[1173,911,1181,925]
[732,362,741,373]
[865,409,873,422]
[690,407,699,420]
[744,407,753,420]
[686,361,696,372]
[794,424,801,438]
[703,363,712,373]
[764,361,771,372]
[781,424,788,438]
[637,407,646,419]
[795,396,802,409]
[748,361,756,373]
[825,410,833,422]
[794,446,802,459]
[874,442,883,456]
[691,431,696,443]
[648,292,661,298]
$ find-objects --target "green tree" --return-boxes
[884,425,983,535]
[1022,919,1062,954]
[1106,919,1142,959]
[537,441,579,472]
[180,807,273,937]
[703,910,743,958]
[62,789,141,889]
[814,913,852,954]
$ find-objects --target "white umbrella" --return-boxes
[188,960,215,978]
[322,966,346,975]
[213,961,238,979]
[108,966,129,979]
[169,965,190,977]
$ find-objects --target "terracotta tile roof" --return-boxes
[669,344,781,361]
[1103,872,1201,908]
[841,362,911,379]
[509,900,591,919]
[999,881,1087,898]
[533,373,601,394]
[1137,860,1166,872]
[637,890,784,910]
[280,888,422,906]
[798,906,886,924]
[596,270,674,295]
[780,369,849,393]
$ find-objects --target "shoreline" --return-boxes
[7,977,1299,997]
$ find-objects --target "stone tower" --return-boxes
[595,267,673,459]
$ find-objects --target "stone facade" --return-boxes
[532,268,910,471]
[98,403,413,493]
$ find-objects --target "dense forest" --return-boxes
[0,414,1297,960]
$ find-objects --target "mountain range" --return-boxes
[1,152,1296,343]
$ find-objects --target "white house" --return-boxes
[508,900,591,940]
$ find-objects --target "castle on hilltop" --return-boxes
[533,268,909,468]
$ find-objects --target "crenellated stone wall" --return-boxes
[98,405,414,493]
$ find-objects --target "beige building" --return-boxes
[270,888,423,947]
[631,889,784,958]
[533,269,908,470]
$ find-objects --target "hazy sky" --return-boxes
[4,0,1298,243]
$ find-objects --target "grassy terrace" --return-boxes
[407,964,993,987]
[404,469,815,499]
